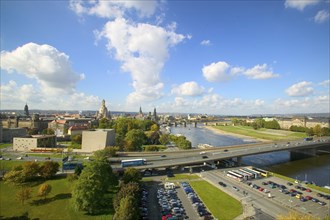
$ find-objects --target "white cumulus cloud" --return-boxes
[200,40,211,46]
[319,79,330,86]
[284,0,320,11]
[314,10,330,23]
[97,17,187,105]
[285,81,314,97]
[69,0,158,19]
[171,81,205,96]
[0,42,84,95]
[202,61,231,82]
[243,64,279,80]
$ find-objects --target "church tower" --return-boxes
[24,103,29,116]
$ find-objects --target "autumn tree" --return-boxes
[22,161,40,181]
[39,161,59,179]
[150,124,159,131]
[16,187,32,205]
[159,133,170,145]
[3,170,26,185]
[38,183,52,199]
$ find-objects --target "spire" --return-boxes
[24,103,29,116]
[139,106,143,115]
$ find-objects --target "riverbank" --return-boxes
[204,125,270,143]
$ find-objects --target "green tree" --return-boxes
[124,129,146,151]
[122,168,142,184]
[114,195,140,220]
[38,183,52,199]
[39,161,59,179]
[144,145,159,151]
[159,133,170,145]
[72,159,118,214]
[113,182,140,211]
[320,127,330,136]
[16,187,32,205]
[150,124,159,131]
[305,128,314,136]
[71,134,82,144]
[313,125,322,137]
[42,128,55,135]
[98,118,114,129]
[94,146,119,159]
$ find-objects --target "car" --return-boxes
[232,186,239,191]
[16,157,23,160]
[199,151,206,155]
[218,182,227,187]
[45,157,51,160]
[305,188,312,192]
[318,201,326,206]
[312,198,319,203]
[202,156,208,159]
[223,149,228,152]
[160,155,166,158]
[84,157,90,160]
[300,197,307,202]
[317,193,325,197]
[262,182,268,185]
[305,196,313,200]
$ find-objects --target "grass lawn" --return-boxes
[0,160,26,171]
[0,143,12,149]
[189,180,242,220]
[214,125,306,141]
[167,174,200,180]
[0,176,116,219]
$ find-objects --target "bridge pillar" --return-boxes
[194,122,197,127]
[183,121,186,127]
[236,156,242,166]
[174,122,177,127]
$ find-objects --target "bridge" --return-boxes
[112,139,330,170]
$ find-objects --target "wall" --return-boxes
[81,129,115,152]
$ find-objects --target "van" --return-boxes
[165,182,175,189]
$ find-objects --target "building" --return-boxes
[1,128,27,143]
[96,99,111,119]
[68,125,89,136]
[13,135,57,151]
[81,129,115,152]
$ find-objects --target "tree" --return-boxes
[94,146,119,160]
[320,127,330,136]
[3,170,26,185]
[313,125,322,137]
[38,183,52,199]
[39,161,59,179]
[113,182,140,211]
[144,145,159,151]
[159,133,170,145]
[72,159,118,214]
[150,124,159,131]
[114,195,140,220]
[124,129,146,151]
[71,134,82,144]
[22,161,40,181]
[42,128,55,135]
[16,187,32,205]
[305,128,314,136]
[122,168,142,184]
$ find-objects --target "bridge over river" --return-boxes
[111,139,330,170]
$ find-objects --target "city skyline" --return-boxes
[1,0,329,115]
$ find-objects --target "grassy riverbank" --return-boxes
[211,125,306,141]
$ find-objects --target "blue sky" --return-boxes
[1,0,329,115]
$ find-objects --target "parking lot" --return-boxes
[203,169,330,219]
[145,178,214,220]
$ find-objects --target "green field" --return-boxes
[213,125,306,141]
[0,143,12,149]
[189,180,242,219]
[167,174,201,180]
[0,176,116,219]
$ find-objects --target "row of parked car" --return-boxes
[157,185,186,220]
[139,186,149,220]
[249,180,328,206]
[181,182,213,219]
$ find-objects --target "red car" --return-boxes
[306,188,312,192]
[305,196,313,200]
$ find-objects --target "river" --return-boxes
[170,124,330,187]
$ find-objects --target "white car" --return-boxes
[199,151,206,155]
[16,157,23,160]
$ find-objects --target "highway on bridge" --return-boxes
[111,139,330,170]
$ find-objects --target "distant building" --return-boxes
[1,128,27,143]
[68,125,89,136]
[81,129,115,152]
[24,103,29,116]
[13,135,57,151]
[96,99,111,119]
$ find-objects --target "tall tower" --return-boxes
[153,108,157,121]
[24,103,29,116]
[139,106,143,115]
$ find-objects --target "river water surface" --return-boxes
[170,124,330,187]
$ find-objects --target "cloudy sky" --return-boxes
[1,0,329,115]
